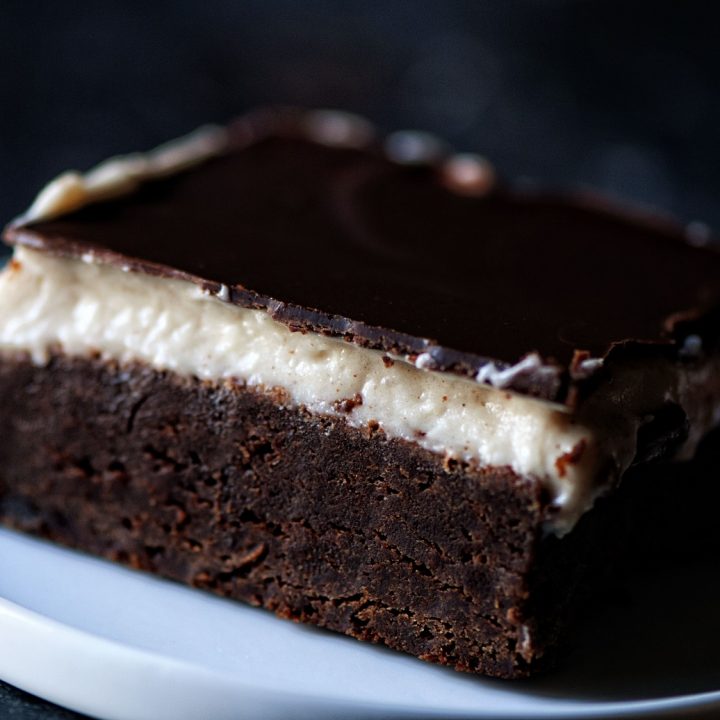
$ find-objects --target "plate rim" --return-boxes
[2,528,720,720]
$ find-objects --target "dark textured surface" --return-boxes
[0,682,87,720]
[2,1,720,237]
[8,112,720,402]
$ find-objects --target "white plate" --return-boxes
[0,527,719,720]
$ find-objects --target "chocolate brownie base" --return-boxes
[2,354,717,679]
[0,354,554,679]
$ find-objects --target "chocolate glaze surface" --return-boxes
[5,111,720,401]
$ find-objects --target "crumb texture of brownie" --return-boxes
[0,354,554,679]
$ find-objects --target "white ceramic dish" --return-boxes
[1,526,719,720]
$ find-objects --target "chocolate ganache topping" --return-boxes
[5,108,720,403]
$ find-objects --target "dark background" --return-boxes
[2,0,720,238]
[1,1,719,717]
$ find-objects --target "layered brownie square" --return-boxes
[0,109,718,678]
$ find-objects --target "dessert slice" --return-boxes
[0,109,718,679]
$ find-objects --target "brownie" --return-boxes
[0,108,718,678]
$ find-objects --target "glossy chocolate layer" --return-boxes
[5,110,720,401]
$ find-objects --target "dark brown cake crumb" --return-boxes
[0,354,549,679]
[1,353,719,678]
[332,393,363,413]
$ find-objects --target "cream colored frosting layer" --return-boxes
[0,247,717,533]
[17,125,228,225]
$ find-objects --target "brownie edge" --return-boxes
[0,354,555,679]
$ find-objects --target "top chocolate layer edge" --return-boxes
[4,107,720,405]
